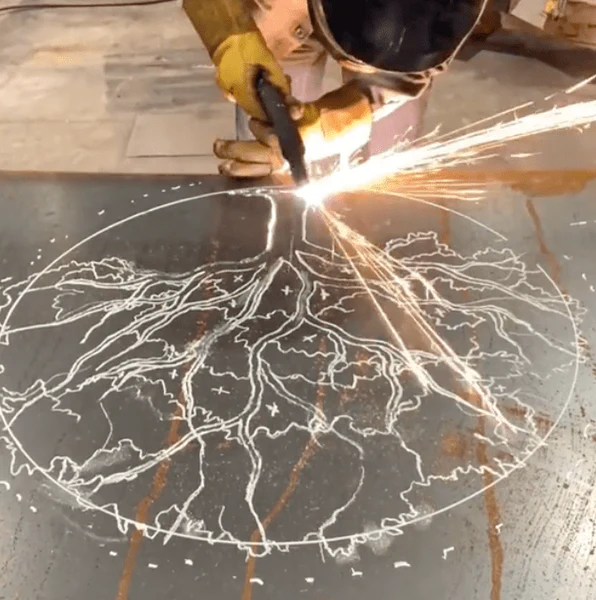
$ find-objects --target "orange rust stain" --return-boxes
[441,433,468,460]
[502,404,553,434]
[531,415,553,433]
[117,321,208,599]
[241,439,319,600]
[116,243,219,599]
[525,198,562,285]
[241,339,327,600]
[476,418,504,600]
[384,168,596,199]
[496,450,514,463]
[116,405,184,600]
[465,387,503,600]
[438,199,451,247]
[436,431,471,476]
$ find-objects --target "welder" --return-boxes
[182,0,488,179]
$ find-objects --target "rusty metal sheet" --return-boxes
[0,173,595,599]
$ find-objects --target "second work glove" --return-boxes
[214,81,373,178]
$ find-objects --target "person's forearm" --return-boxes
[182,0,259,57]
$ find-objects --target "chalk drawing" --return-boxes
[0,186,581,560]
[363,522,393,556]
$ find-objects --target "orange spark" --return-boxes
[299,98,596,205]
[320,207,517,429]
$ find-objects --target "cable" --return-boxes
[0,0,175,14]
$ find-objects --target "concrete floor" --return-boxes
[0,2,339,175]
[1,3,596,175]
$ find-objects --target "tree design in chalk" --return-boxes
[0,189,579,557]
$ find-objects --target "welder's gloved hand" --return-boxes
[213,31,291,122]
[214,81,373,179]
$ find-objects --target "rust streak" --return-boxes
[460,314,503,600]
[437,377,504,596]
[438,199,452,247]
[464,386,504,600]
[525,198,562,285]
[441,433,468,461]
[503,404,553,434]
[476,415,504,600]
[241,439,319,600]
[241,339,327,600]
[116,407,184,599]
[116,242,219,599]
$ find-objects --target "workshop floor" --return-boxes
[1,3,596,175]
[0,2,338,174]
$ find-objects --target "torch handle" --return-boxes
[255,70,309,187]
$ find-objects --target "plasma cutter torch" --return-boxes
[255,70,309,188]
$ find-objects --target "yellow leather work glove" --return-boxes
[213,31,291,122]
[183,0,290,121]
[214,82,373,178]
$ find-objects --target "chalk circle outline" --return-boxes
[0,184,580,548]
